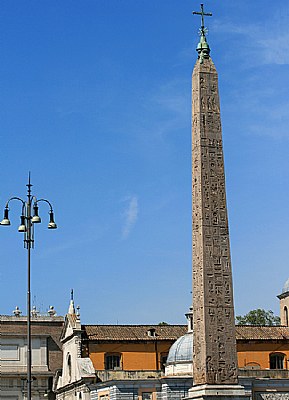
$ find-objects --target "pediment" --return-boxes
[60,314,76,342]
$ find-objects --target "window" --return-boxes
[160,353,168,372]
[139,389,155,400]
[67,353,72,381]
[270,353,285,369]
[147,328,156,337]
[98,391,109,400]
[244,362,260,369]
[105,353,121,370]
[285,306,288,326]
[0,345,19,361]
[142,393,153,400]
[99,395,109,400]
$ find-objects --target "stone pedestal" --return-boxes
[187,384,250,400]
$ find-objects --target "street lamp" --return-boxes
[0,175,57,400]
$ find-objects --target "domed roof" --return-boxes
[282,278,289,294]
[166,332,193,364]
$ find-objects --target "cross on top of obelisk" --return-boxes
[193,3,212,36]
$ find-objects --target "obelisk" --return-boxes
[190,5,248,400]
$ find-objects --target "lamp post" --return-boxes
[0,175,57,400]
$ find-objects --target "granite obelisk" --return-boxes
[190,5,248,399]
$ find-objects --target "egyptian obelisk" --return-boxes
[190,5,248,400]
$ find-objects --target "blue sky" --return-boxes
[0,0,288,324]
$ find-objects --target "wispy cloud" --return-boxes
[152,79,189,116]
[248,100,289,139]
[120,78,190,155]
[213,10,289,67]
[139,79,190,140]
[121,196,139,239]
[211,9,289,141]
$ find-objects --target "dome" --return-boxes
[165,332,193,377]
[166,332,193,364]
[282,278,289,294]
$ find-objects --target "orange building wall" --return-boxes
[89,342,170,371]
[237,342,289,369]
[89,340,289,372]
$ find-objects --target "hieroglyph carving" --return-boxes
[192,58,238,386]
[256,395,289,400]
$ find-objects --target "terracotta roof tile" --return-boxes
[236,325,289,340]
[84,325,187,341]
[84,325,289,342]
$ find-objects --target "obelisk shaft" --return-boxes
[192,57,238,386]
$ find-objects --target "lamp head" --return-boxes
[48,211,57,229]
[32,204,41,223]
[1,207,11,226]
[18,215,27,232]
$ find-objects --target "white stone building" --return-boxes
[0,308,63,400]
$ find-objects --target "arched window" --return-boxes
[270,353,285,369]
[284,306,288,326]
[67,353,72,381]
[244,362,260,370]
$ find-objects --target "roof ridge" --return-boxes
[236,325,286,328]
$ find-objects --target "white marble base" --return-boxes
[187,384,250,400]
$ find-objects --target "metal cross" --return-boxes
[193,3,212,30]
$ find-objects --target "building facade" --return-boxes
[0,311,64,400]
[55,298,186,400]
[54,285,289,400]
